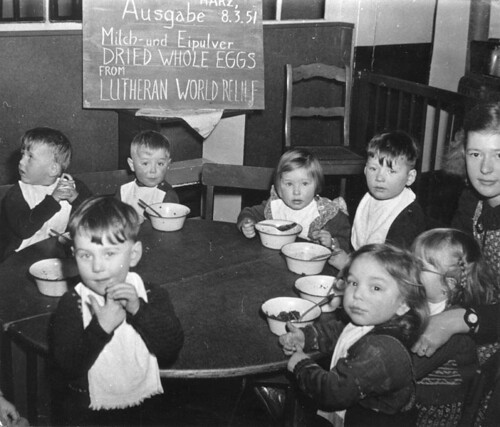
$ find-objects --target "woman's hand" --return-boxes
[412,308,467,357]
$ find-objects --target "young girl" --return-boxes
[413,102,500,358]
[412,228,499,426]
[279,244,428,426]
[237,148,351,251]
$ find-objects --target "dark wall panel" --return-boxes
[0,32,118,184]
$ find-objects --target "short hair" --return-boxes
[340,243,429,342]
[443,102,500,178]
[68,196,140,245]
[21,127,72,171]
[412,228,499,306]
[274,148,324,193]
[130,130,171,158]
[366,131,419,169]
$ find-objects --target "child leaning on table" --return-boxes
[236,148,351,251]
[329,130,426,270]
[49,196,184,426]
[411,228,499,426]
[0,127,91,261]
[279,244,428,427]
[119,130,179,222]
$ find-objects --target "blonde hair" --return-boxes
[412,228,499,307]
[130,130,171,158]
[274,148,324,194]
[21,127,72,172]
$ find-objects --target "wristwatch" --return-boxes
[464,308,479,333]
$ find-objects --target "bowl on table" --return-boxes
[281,242,332,275]
[294,275,342,312]
[261,296,322,336]
[254,219,302,250]
[148,202,191,232]
[29,258,79,297]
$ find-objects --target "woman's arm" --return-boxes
[412,305,500,356]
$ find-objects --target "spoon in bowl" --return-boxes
[138,199,163,218]
[264,222,298,232]
[292,281,343,322]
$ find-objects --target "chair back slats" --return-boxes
[201,163,274,220]
[292,63,346,83]
[355,71,478,173]
[291,106,344,118]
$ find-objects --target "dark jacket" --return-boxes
[293,313,418,426]
[385,200,427,249]
[0,179,91,261]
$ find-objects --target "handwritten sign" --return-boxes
[83,0,264,110]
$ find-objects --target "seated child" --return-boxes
[330,130,426,269]
[279,244,428,427]
[237,148,351,251]
[412,228,499,426]
[0,127,91,260]
[120,130,179,222]
[49,196,184,426]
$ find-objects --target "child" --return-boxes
[236,148,351,251]
[49,196,184,426]
[330,130,426,270]
[0,127,91,261]
[279,243,428,426]
[411,228,499,426]
[120,130,179,222]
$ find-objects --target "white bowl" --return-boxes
[261,297,322,335]
[29,258,79,297]
[254,220,302,250]
[148,203,190,232]
[281,242,332,275]
[295,275,342,312]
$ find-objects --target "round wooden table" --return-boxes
[2,219,335,420]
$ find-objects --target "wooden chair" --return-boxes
[201,163,274,220]
[284,62,365,196]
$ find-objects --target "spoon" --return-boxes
[264,222,298,232]
[293,281,342,322]
[138,199,163,217]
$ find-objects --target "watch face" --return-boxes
[468,313,478,324]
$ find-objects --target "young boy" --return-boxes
[0,127,91,260]
[119,130,179,222]
[49,196,184,426]
[330,131,426,269]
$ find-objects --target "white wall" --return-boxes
[325,0,435,46]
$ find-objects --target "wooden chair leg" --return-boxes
[0,332,14,401]
[26,352,38,424]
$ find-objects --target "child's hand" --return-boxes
[241,219,256,239]
[88,293,126,334]
[287,347,310,372]
[311,230,333,248]
[52,173,78,203]
[278,322,305,356]
[328,249,349,270]
[0,396,20,425]
[106,282,141,315]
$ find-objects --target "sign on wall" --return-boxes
[83,0,264,110]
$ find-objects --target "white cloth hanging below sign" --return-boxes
[135,109,223,138]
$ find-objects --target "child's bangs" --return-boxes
[78,219,134,245]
